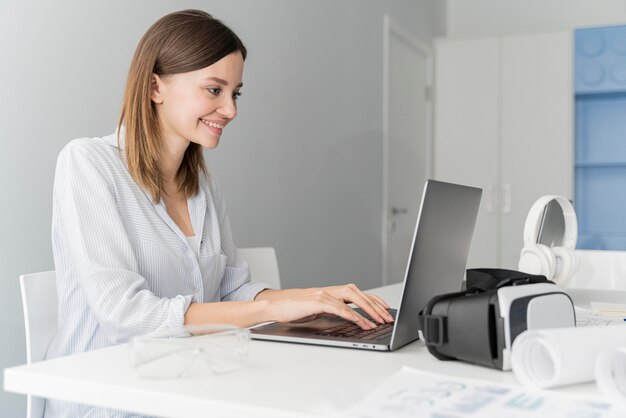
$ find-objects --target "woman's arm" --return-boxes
[185,284,394,330]
[54,141,194,343]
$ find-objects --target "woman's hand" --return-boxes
[254,284,394,330]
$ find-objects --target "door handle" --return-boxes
[391,207,408,216]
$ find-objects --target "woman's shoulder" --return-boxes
[61,132,118,153]
[57,133,125,180]
[59,133,121,165]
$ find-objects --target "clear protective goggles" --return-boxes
[128,324,250,379]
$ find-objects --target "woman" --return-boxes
[49,9,392,417]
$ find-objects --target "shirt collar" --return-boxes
[103,126,126,150]
[104,126,209,201]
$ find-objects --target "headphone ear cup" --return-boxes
[551,246,578,287]
[519,244,555,279]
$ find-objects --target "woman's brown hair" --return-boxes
[118,9,247,202]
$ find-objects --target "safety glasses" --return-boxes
[128,324,250,379]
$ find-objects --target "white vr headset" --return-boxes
[518,195,580,287]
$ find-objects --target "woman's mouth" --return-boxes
[200,119,225,135]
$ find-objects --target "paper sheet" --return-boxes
[344,367,625,418]
[576,306,626,326]
[590,302,626,317]
[511,325,626,388]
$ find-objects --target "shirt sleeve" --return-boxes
[53,142,193,344]
[207,175,272,301]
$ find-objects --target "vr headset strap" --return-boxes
[467,268,550,290]
[419,287,484,357]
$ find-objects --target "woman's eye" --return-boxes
[233,91,242,101]
[207,87,221,96]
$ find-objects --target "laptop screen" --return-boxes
[390,179,481,350]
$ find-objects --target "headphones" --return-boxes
[518,195,580,287]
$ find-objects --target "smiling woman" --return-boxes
[120,10,247,203]
[48,9,392,418]
[151,56,243,149]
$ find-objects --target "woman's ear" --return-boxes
[150,74,164,104]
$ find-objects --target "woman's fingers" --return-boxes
[367,292,390,310]
[318,292,377,329]
[267,286,393,330]
[360,291,394,322]
[333,284,394,324]
[270,291,377,329]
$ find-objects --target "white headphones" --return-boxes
[518,195,580,287]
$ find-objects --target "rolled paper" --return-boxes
[596,346,626,406]
[511,325,626,388]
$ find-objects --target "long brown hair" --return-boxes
[118,9,247,202]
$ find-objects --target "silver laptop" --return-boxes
[251,180,482,351]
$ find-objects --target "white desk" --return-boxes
[3,284,600,417]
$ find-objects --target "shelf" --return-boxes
[575,162,626,168]
[576,90,626,98]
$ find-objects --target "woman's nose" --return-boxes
[218,97,237,120]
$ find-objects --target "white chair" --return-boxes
[17,250,278,417]
[19,270,58,418]
[240,247,281,290]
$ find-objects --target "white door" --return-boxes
[383,17,431,285]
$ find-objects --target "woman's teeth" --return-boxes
[201,119,224,129]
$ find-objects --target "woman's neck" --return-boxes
[160,135,190,184]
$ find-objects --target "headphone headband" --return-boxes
[522,195,577,249]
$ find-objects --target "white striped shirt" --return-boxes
[46,131,269,418]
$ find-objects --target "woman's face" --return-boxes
[151,51,244,150]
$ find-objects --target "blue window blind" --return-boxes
[575,25,626,250]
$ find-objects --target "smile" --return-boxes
[200,119,225,129]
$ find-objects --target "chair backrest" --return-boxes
[20,271,58,364]
[239,247,281,290]
[19,270,58,418]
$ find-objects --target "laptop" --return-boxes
[251,179,482,351]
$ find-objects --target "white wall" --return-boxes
[0,0,443,415]
[447,0,626,37]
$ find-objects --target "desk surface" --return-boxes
[3,284,600,418]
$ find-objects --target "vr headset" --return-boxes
[419,268,576,370]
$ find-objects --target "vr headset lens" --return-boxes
[129,324,250,378]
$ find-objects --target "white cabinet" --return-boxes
[433,31,573,269]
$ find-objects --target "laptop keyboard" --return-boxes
[316,321,394,341]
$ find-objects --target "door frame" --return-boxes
[382,15,433,286]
